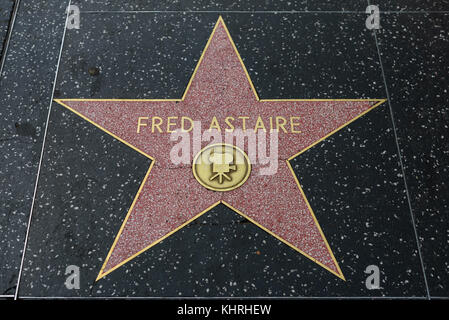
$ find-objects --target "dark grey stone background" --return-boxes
[0,0,14,58]
[376,12,449,297]
[69,0,449,12]
[0,1,447,298]
[0,0,70,296]
[375,1,449,11]
[70,0,368,12]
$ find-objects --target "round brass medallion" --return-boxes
[192,143,251,192]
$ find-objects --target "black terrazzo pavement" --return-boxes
[373,1,449,12]
[375,13,449,297]
[69,0,374,12]
[0,0,70,295]
[0,0,13,59]
[0,1,447,299]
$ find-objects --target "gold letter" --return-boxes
[137,117,148,133]
[238,116,249,131]
[167,116,178,133]
[209,116,221,132]
[225,117,235,132]
[290,116,301,133]
[181,116,194,132]
[152,116,163,133]
[254,116,267,132]
[276,116,287,133]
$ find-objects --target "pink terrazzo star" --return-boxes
[56,17,384,281]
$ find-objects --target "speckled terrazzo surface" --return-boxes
[0,0,70,296]
[0,1,447,299]
[0,0,13,59]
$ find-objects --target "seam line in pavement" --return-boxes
[369,9,431,299]
[13,0,72,300]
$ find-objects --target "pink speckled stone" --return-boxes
[60,19,379,278]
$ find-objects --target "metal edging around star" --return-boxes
[54,16,387,282]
